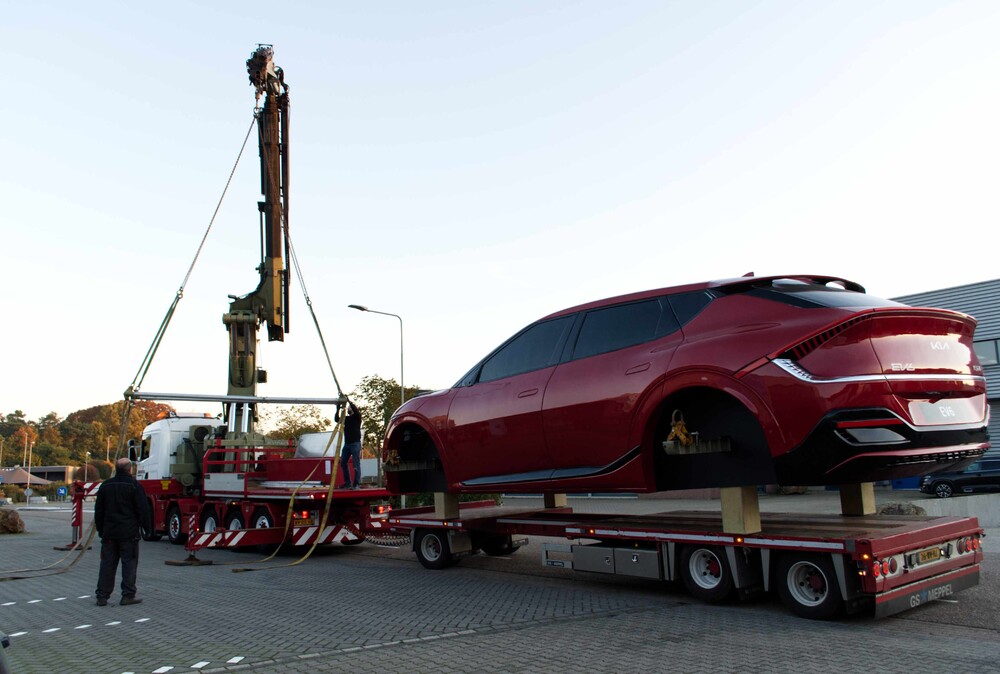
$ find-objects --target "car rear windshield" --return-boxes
[727,280,905,309]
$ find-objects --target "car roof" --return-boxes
[541,274,867,320]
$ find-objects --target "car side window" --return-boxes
[572,298,678,360]
[668,291,713,325]
[478,316,575,383]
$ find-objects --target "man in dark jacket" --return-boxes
[95,457,151,606]
[338,401,363,489]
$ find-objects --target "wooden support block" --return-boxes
[720,486,762,534]
[839,482,875,516]
[434,492,459,519]
[543,493,568,508]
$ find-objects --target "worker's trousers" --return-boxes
[96,537,139,599]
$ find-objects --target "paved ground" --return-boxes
[1,489,998,674]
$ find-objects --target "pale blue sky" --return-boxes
[3,1,998,421]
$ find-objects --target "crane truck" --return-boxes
[125,45,388,551]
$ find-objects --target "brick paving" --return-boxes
[1,503,997,673]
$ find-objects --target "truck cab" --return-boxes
[134,414,224,488]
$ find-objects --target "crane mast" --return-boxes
[222,44,291,433]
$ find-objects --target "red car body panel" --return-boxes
[383,276,990,495]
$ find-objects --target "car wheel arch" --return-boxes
[640,371,784,452]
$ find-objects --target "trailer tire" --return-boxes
[415,530,454,570]
[201,508,220,533]
[776,554,843,620]
[679,545,733,603]
[225,510,245,530]
[166,506,186,545]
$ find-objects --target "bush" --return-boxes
[1,484,26,503]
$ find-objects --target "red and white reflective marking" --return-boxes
[81,481,100,497]
[292,524,359,546]
[189,530,250,549]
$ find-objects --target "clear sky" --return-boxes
[3,1,998,422]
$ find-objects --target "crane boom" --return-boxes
[223,45,291,429]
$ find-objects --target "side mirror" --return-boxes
[128,439,138,463]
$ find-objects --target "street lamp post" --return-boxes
[348,305,404,406]
[349,304,405,499]
[26,441,34,502]
[85,451,91,483]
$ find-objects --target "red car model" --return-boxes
[383,276,990,494]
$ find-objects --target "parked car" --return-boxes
[920,458,1000,498]
[384,275,990,494]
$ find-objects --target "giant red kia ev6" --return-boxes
[383,276,989,494]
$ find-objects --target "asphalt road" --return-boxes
[1,492,998,674]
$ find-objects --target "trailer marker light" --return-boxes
[872,563,881,578]
[881,560,890,576]
[735,536,744,544]
[861,553,871,561]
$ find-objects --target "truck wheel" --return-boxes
[776,554,843,620]
[679,545,733,603]
[934,482,954,498]
[251,508,274,529]
[225,510,245,530]
[201,508,220,533]
[166,506,187,545]
[415,530,454,570]
[481,534,520,556]
[141,500,162,541]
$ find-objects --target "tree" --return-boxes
[262,405,332,440]
[351,375,424,458]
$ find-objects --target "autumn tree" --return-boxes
[262,404,332,440]
[350,375,424,458]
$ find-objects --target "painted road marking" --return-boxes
[192,662,210,669]
[1,602,14,606]
[153,667,174,673]
[227,656,245,663]
[75,624,92,629]
[42,628,60,633]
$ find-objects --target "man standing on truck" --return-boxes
[338,401,363,489]
[95,457,151,606]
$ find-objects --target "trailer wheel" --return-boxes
[776,554,843,620]
[166,506,187,545]
[225,510,245,530]
[200,508,220,533]
[679,545,733,603]
[415,530,454,570]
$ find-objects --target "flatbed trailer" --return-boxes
[387,503,984,619]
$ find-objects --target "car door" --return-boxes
[445,316,575,486]
[542,298,682,474]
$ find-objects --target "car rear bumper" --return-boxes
[772,409,989,485]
